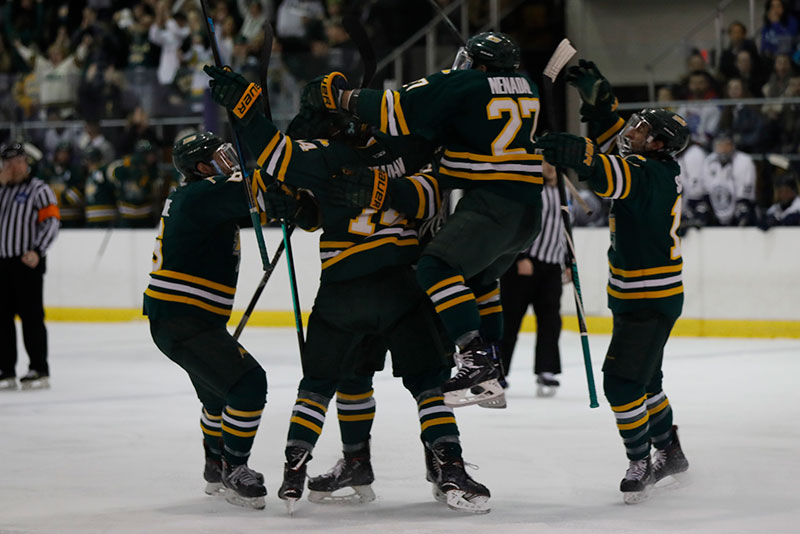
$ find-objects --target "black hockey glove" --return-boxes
[262,181,299,221]
[329,167,390,210]
[203,65,263,125]
[304,72,351,113]
[534,133,597,176]
[565,59,614,107]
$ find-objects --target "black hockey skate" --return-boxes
[536,372,560,398]
[278,446,312,515]
[620,456,655,504]
[19,370,49,390]
[221,459,267,509]
[426,442,491,514]
[205,455,264,496]
[308,444,376,504]
[652,425,689,484]
[442,339,503,408]
[478,343,507,409]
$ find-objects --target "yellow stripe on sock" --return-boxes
[425,275,465,295]
[290,416,322,435]
[421,417,457,431]
[418,396,444,407]
[337,413,375,422]
[434,293,474,313]
[611,395,647,412]
[221,423,258,438]
[225,407,263,418]
[617,416,649,431]
[479,305,503,316]
[336,390,374,401]
[647,398,670,415]
[297,398,328,412]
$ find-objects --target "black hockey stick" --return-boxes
[424,0,465,44]
[200,0,271,271]
[233,225,294,340]
[342,13,376,88]
[259,20,305,353]
[543,39,599,409]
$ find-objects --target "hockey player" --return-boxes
[108,140,161,228]
[202,68,492,514]
[83,147,117,227]
[143,132,297,510]
[39,142,85,228]
[301,32,544,407]
[534,60,691,504]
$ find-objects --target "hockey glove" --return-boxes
[304,72,350,113]
[534,133,597,176]
[262,181,299,221]
[203,65,263,125]
[565,59,614,107]
[329,167,390,210]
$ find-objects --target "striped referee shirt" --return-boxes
[0,176,61,258]
[527,184,569,265]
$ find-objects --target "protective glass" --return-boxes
[211,143,240,175]
[616,113,653,157]
[451,47,473,71]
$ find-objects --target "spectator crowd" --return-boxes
[0,0,798,229]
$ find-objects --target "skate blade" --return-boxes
[655,470,691,490]
[444,379,503,408]
[0,380,18,391]
[225,492,266,510]
[308,485,376,504]
[536,384,558,398]
[283,497,298,515]
[622,486,651,504]
[431,484,447,504]
[478,391,507,409]
[20,378,49,390]
[445,490,491,514]
[204,482,225,496]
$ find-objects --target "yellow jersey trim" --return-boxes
[144,289,231,316]
[152,269,236,295]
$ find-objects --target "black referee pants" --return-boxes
[0,257,48,377]
[499,259,562,376]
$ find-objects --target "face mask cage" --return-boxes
[616,113,654,157]
[211,143,240,176]
[451,47,473,71]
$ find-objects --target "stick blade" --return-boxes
[544,38,577,82]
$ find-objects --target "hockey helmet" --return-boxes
[452,31,520,72]
[616,108,690,158]
[172,131,239,180]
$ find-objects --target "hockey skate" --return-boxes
[19,370,49,390]
[620,456,655,504]
[652,425,689,486]
[204,455,264,496]
[0,373,17,391]
[308,444,376,504]
[221,460,267,509]
[443,339,503,408]
[425,442,491,514]
[478,343,507,409]
[278,446,312,515]
[536,372,559,398]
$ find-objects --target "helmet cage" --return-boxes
[210,142,240,176]
[451,47,473,71]
[617,113,653,157]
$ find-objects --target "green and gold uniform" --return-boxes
[84,164,117,227]
[143,171,267,468]
[237,112,461,458]
[40,161,85,228]
[109,157,160,228]
[574,104,683,462]
[351,68,543,349]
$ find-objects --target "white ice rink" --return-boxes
[2,322,799,534]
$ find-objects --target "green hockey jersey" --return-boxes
[354,69,543,204]
[40,161,85,227]
[583,114,684,319]
[239,114,440,283]
[109,157,160,227]
[84,164,117,226]
[143,173,251,325]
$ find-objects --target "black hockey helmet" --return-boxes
[617,108,690,158]
[1,142,26,160]
[172,131,238,180]
[452,31,520,72]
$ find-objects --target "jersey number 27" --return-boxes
[486,97,539,156]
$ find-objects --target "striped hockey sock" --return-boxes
[221,406,263,465]
[200,407,223,460]
[417,256,481,345]
[416,389,459,445]
[475,284,503,342]
[646,389,674,449]
[336,388,377,452]
[287,390,331,451]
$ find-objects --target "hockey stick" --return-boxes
[424,0,465,44]
[92,225,113,269]
[342,13,377,88]
[563,173,593,216]
[233,225,294,340]
[200,0,270,271]
[259,20,305,353]
[543,38,599,409]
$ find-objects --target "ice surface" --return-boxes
[1,322,799,533]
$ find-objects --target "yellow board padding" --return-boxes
[42,308,800,339]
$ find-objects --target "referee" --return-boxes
[0,143,61,390]
[499,161,568,397]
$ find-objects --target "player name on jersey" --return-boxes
[375,156,407,179]
[487,76,533,95]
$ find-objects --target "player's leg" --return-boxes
[0,259,19,389]
[417,189,540,406]
[150,317,267,508]
[471,278,509,408]
[531,260,563,397]
[13,258,49,389]
[646,360,689,482]
[307,371,377,504]
[602,311,676,504]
